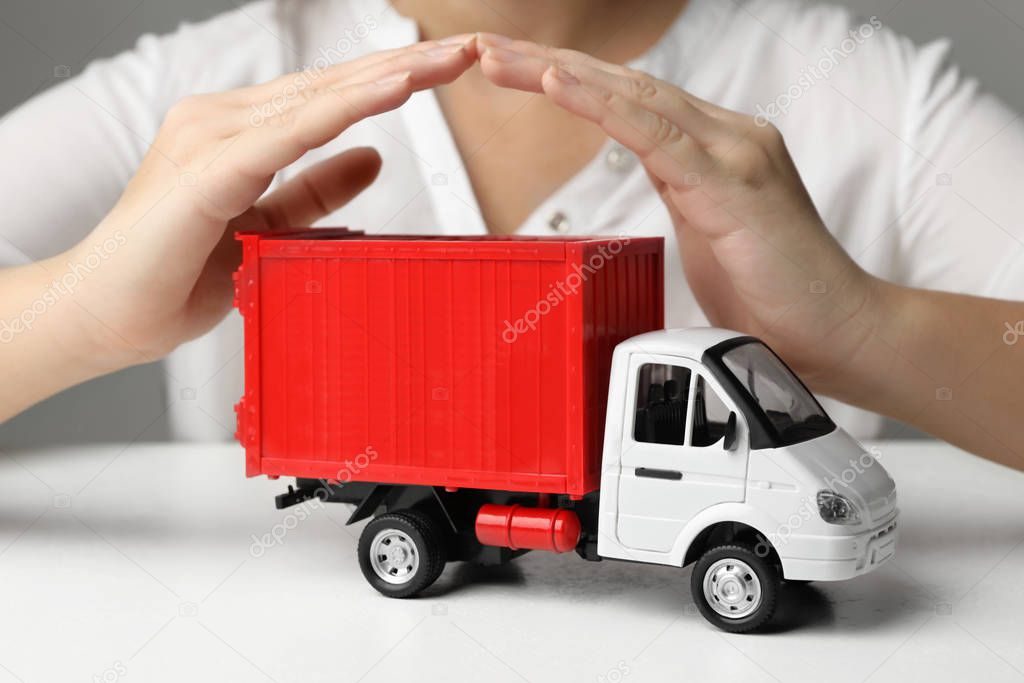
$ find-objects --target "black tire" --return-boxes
[691,542,780,633]
[404,509,449,586]
[358,510,447,598]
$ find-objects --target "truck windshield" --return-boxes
[720,342,835,445]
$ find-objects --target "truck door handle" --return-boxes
[635,467,683,481]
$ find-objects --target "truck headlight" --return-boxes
[817,490,861,525]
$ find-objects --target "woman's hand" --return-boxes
[477,34,882,389]
[66,36,478,370]
[476,35,1024,466]
[1,36,478,420]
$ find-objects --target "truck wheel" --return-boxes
[358,511,446,598]
[691,543,780,633]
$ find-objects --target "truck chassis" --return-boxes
[280,477,784,632]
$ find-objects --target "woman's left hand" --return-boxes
[477,34,886,391]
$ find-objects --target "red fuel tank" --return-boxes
[475,504,581,553]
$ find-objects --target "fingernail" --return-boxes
[375,70,411,86]
[483,46,522,63]
[550,66,578,85]
[425,44,465,58]
[438,33,473,45]
[478,32,513,46]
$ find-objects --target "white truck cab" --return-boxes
[597,328,899,631]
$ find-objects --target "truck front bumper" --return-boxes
[779,512,898,582]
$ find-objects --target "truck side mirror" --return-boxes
[723,412,739,451]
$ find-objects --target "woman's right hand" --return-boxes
[62,35,477,373]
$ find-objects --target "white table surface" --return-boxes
[1,440,1023,683]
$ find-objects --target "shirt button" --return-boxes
[548,211,571,234]
[605,144,635,172]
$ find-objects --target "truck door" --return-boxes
[615,354,749,553]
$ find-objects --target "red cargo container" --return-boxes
[234,229,663,497]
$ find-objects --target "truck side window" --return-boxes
[633,363,690,445]
[690,376,731,447]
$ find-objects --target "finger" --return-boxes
[188,75,407,223]
[193,39,475,223]
[479,34,621,82]
[479,34,736,122]
[558,62,731,145]
[238,41,476,129]
[327,39,475,92]
[203,56,465,220]
[282,42,477,152]
[539,65,712,189]
[249,145,382,228]
[240,34,477,104]
[479,45,551,93]
[207,146,381,276]
[483,46,727,145]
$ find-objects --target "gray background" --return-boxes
[1,0,1022,447]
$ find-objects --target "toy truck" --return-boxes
[233,229,898,632]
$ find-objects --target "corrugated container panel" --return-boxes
[235,231,663,496]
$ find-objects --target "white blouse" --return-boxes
[1,0,1022,441]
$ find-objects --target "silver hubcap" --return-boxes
[370,529,420,585]
[703,558,762,619]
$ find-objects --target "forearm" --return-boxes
[827,277,1024,468]
[0,254,120,421]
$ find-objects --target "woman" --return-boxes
[1,0,1021,466]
